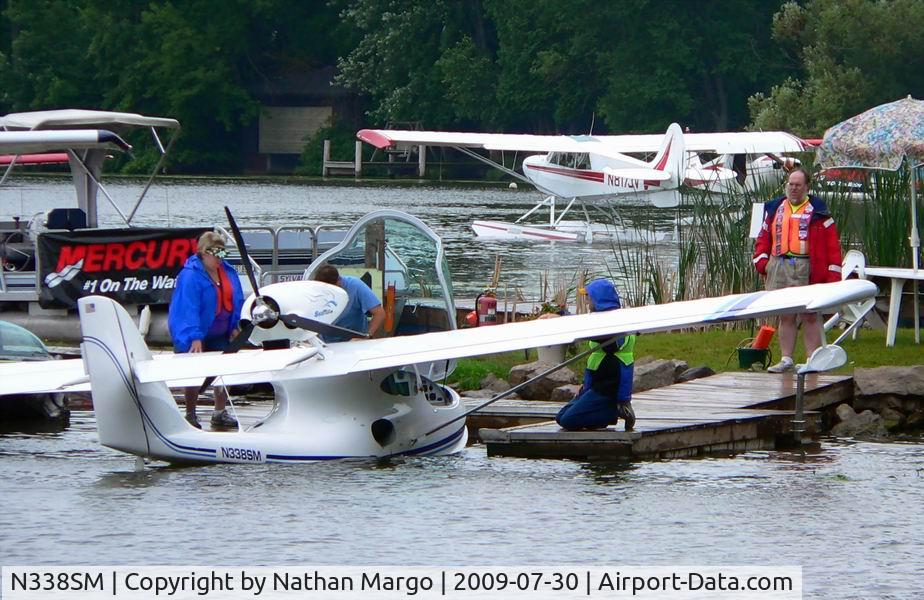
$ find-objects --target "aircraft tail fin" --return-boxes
[648,123,685,189]
[78,296,189,457]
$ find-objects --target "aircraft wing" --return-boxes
[0,281,876,394]
[358,129,812,156]
[270,279,876,380]
[0,358,89,395]
[670,131,812,154]
[358,129,618,155]
[572,131,812,155]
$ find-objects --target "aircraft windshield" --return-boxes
[305,211,456,338]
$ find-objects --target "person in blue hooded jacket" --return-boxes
[168,231,244,429]
[555,279,636,431]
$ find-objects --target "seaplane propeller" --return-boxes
[223,206,367,343]
[197,208,368,395]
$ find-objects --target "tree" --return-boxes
[0,0,100,111]
[595,0,790,133]
[749,0,924,136]
[0,1,354,172]
[337,0,497,129]
[337,0,790,134]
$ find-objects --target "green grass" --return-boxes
[447,326,924,389]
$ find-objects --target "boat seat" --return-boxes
[45,208,87,231]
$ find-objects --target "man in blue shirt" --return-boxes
[314,265,386,342]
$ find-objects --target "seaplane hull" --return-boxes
[81,293,468,464]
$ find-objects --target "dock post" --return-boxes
[322,139,331,176]
[418,144,426,178]
[793,373,806,444]
[354,141,363,177]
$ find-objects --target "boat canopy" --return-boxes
[0,109,181,228]
[0,109,179,132]
[0,130,131,154]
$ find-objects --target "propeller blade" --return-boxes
[278,313,369,340]
[195,320,256,396]
[224,205,260,298]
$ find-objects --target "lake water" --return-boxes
[1,179,922,599]
[1,413,922,599]
[0,177,682,299]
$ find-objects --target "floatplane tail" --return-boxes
[78,295,187,458]
[644,123,685,208]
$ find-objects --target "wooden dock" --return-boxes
[467,372,853,460]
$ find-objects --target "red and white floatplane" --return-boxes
[358,126,813,242]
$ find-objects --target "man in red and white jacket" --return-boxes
[753,168,842,372]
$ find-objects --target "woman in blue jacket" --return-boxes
[555,279,636,431]
[168,231,244,428]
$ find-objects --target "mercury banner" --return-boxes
[37,227,210,309]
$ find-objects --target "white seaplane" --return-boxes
[0,201,876,465]
[357,126,812,242]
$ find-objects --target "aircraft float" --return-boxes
[0,204,876,464]
[357,126,813,242]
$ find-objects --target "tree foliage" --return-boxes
[338,0,791,134]
[748,0,924,136]
[0,0,352,172]
[0,0,920,173]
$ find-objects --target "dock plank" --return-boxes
[472,371,850,460]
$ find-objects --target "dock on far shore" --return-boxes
[465,371,852,460]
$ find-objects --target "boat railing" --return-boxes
[222,224,347,288]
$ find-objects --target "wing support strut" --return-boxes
[424,333,627,437]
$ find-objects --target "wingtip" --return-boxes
[356,129,394,149]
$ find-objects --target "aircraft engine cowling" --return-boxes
[240,280,349,346]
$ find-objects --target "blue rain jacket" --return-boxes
[556,279,635,430]
[168,255,244,352]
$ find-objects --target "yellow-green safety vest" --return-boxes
[586,335,635,371]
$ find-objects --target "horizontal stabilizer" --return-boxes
[0,358,87,395]
[133,346,319,384]
[684,165,737,184]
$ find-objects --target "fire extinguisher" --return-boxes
[475,291,498,326]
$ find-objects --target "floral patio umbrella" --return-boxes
[816,96,924,270]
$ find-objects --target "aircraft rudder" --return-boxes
[651,123,686,188]
[78,295,187,457]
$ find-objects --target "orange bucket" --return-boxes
[751,325,776,350]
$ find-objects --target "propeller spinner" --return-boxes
[224,206,369,345]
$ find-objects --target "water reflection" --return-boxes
[578,460,639,486]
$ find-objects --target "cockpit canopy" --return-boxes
[304,210,456,377]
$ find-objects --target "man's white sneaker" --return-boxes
[767,357,795,373]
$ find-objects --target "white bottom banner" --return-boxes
[1,566,802,599]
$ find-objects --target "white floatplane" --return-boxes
[357,126,813,242]
[0,201,876,464]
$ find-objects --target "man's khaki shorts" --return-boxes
[766,255,810,290]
